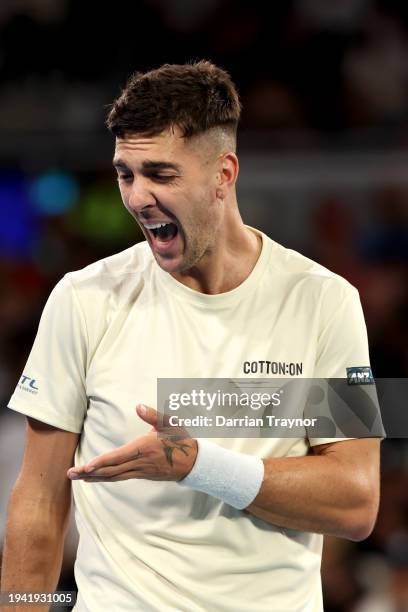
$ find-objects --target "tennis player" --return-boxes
[2,61,381,612]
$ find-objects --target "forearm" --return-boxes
[246,453,378,540]
[1,488,68,611]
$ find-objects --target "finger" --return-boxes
[85,441,145,472]
[83,470,142,482]
[75,459,145,479]
[67,465,89,477]
[136,404,185,437]
[82,468,172,483]
[136,405,181,435]
[136,404,158,427]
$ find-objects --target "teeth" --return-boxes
[143,222,170,230]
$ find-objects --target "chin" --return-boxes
[154,253,185,275]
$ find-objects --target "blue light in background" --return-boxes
[29,171,79,215]
[0,173,38,260]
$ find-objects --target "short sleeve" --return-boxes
[8,275,88,433]
[309,284,376,446]
[314,286,370,378]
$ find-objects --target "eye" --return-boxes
[117,173,133,183]
[149,173,177,183]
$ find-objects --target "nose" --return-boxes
[126,178,157,214]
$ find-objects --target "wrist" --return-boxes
[178,439,264,510]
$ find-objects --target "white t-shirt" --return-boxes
[8,228,372,612]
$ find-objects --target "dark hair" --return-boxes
[106,60,241,141]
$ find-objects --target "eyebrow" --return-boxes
[112,159,182,173]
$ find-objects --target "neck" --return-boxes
[172,213,262,295]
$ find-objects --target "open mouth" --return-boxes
[144,222,179,243]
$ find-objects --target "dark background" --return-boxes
[1,1,408,610]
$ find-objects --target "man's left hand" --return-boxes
[67,404,197,483]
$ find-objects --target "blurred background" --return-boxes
[0,1,408,610]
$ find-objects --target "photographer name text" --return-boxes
[167,415,317,428]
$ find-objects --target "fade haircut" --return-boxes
[106,60,242,150]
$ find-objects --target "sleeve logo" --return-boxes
[346,366,374,385]
[18,374,39,394]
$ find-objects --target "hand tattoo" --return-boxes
[161,439,192,467]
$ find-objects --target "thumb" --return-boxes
[135,404,181,437]
[136,404,158,428]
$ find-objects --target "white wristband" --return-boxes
[179,439,264,510]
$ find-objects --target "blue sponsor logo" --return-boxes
[19,374,39,394]
[346,366,374,385]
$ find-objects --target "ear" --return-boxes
[216,152,239,199]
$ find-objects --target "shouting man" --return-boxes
[2,61,381,612]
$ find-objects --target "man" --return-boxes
[2,61,380,611]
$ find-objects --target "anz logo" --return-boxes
[19,374,39,394]
[346,367,374,385]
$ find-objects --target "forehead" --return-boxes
[114,129,190,165]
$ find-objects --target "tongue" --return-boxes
[156,223,178,242]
